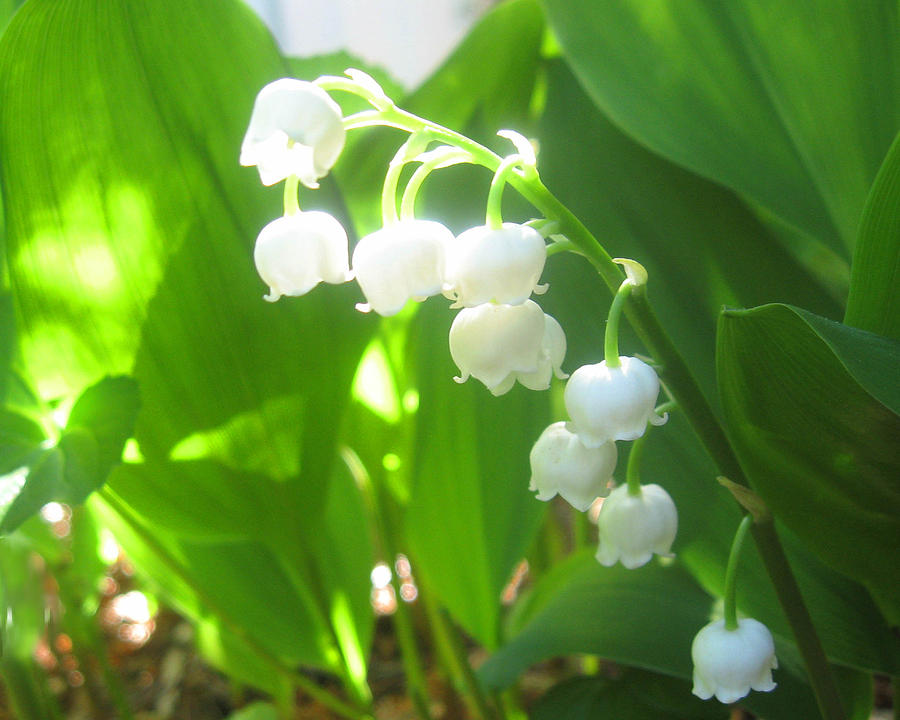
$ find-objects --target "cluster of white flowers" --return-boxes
[529,312,676,569]
[240,72,776,708]
[241,76,566,397]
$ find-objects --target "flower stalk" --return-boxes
[724,514,753,631]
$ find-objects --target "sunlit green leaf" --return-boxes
[544,0,900,253]
[718,303,900,622]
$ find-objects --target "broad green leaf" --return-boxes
[530,672,728,720]
[0,0,372,515]
[544,0,900,252]
[90,492,339,672]
[845,129,900,340]
[105,460,278,542]
[480,553,712,688]
[482,552,872,719]
[535,59,900,675]
[405,300,551,648]
[536,60,843,397]
[717,303,900,621]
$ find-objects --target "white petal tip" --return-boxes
[533,282,549,295]
[355,302,372,313]
[263,292,280,303]
[651,411,669,426]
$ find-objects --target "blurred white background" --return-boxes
[244,0,495,88]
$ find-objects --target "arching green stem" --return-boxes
[400,148,473,221]
[283,174,300,216]
[485,155,525,230]
[335,96,846,720]
[724,514,753,631]
[381,145,410,227]
[625,401,677,496]
[604,279,634,368]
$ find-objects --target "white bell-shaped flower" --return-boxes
[450,300,565,396]
[529,421,616,511]
[351,220,453,316]
[595,483,677,569]
[564,356,667,447]
[692,618,778,704]
[444,223,547,308]
[254,212,351,302]
[516,313,569,391]
[240,78,345,188]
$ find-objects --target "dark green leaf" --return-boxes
[717,303,900,621]
[536,59,843,398]
[544,0,900,252]
[479,552,712,688]
[845,129,900,340]
[531,672,728,720]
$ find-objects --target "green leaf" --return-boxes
[60,375,138,500]
[845,129,900,340]
[717,303,900,622]
[0,408,44,475]
[482,552,872,719]
[480,553,713,688]
[530,672,728,720]
[544,0,900,252]
[534,58,900,676]
[536,59,843,397]
[405,300,551,648]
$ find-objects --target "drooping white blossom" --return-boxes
[444,223,547,308]
[240,78,345,187]
[351,220,452,316]
[692,618,778,704]
[529,421,616,511]
[449,300,565,396]
[253,212,350,302]
[564,356,667,447]
[595,483,677,569]
[515,313,569,391]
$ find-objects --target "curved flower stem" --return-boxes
[381,146,409,227]
[343,101,846,720]
[400,148,473,222]
[625,401,677,496]
[724,514,753,631]
[98,488,373,720]
[485,155,525,230]
[604,279,633,368]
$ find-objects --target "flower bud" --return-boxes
[691,618,778,704]
[595,483,677,569]
[449,300,565,396]
[529,421,616,511]
[240,78,345,187]
[564,356,667,447]
[254,212,350,302]
[444,223,547,308]
[351,220,452,316]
